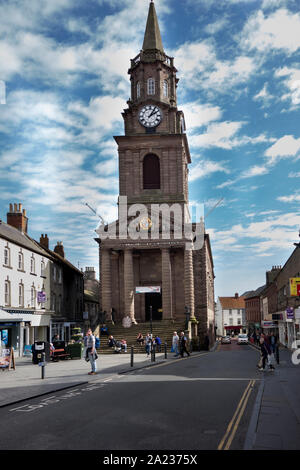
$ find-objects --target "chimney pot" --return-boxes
[7,203,28,233]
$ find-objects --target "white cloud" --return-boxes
[189,159,230,181]
[264,135,300,163]
[241,8,300,54]
[174,40,256,95]
[181,102,222,129]
[189,121,244,149]
[277,193,300,203]
[275,66,300,108]
[253,82,275,106]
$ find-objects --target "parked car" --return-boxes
[237,334,248,345]
[221,336,231,344]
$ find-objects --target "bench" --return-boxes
[51,348,70,361]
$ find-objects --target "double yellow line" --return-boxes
[218,379,256,450]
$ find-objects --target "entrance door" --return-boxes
[145,293,162,321]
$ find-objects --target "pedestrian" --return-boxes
[108,335,116,348]
[121,339,127,353]
[269,332,277,354]
[179,331,190,357]
[172,331,179,357]
[136,333,144,346]
[258,336,275,371]
[154,335,161,352]
[145,333,152,356]
[84,329,98,375]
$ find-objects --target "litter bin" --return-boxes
[32,341,51,364]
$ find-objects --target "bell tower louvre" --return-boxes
[96,1,215,347]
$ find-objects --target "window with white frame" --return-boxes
[18,251,24,270]
[5,280,11,306]
[147,77,155,95]
[41,260,45,277]
[30,255,35,274]
[31,285,36,308]
[4,246,10,266]
[19,283,24,307]
[163,80,168,97]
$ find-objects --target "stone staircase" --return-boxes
[97,319,186,354]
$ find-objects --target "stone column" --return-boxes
[161,248,173,319]
[124,248,136,323]
[101,248,112,317]
[184,248,195,319]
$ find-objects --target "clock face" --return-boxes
[139,105,162,128]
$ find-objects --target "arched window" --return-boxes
[163,80,168,97]
[147,77,155,95]
[143,154,160,189]
[137,81,141,99]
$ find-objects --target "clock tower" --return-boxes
[114,0,190,210]
[97,1,215,347]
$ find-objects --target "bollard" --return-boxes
[130,345,134,367]
[41,352,45,379]
[151,344,156,362]
[164,342,167,359]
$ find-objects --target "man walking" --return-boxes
[85,329,98,375]
[179,331,190,358]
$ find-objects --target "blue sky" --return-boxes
[0,0,300,298]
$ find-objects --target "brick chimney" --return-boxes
[40,234,49,250]
[7,203,28,233]
[266,266,281,285]
[234,293,239,299]
[84,267,96,280]
[54,241,65,258]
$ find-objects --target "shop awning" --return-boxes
[224,325,242,329]
[0,309,51,326]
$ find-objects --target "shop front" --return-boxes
[224,325,244,336]
[0,308,52,357]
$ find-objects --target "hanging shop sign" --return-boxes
[135,286,161,294]
[37,291,47,303]
[290,278,300,296]
[286,307,294,320]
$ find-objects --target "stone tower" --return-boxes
[97,1,215,346]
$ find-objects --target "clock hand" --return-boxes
[149,108,157,118]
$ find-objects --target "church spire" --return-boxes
[142,1,164,53]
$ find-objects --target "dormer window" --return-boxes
[137,81,141,99]
[163,80,168,97]
[147,77,155,95]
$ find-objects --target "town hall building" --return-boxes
[96,1,215,347]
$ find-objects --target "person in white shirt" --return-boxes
[172,331,179,357]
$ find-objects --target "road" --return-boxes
[0,339,262,451]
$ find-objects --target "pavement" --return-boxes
[244,344,300,450]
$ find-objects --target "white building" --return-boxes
[0,205,56,356]
[0,203,84,356]
[215,293,246,337]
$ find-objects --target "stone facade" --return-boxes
[96,2,215,343]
